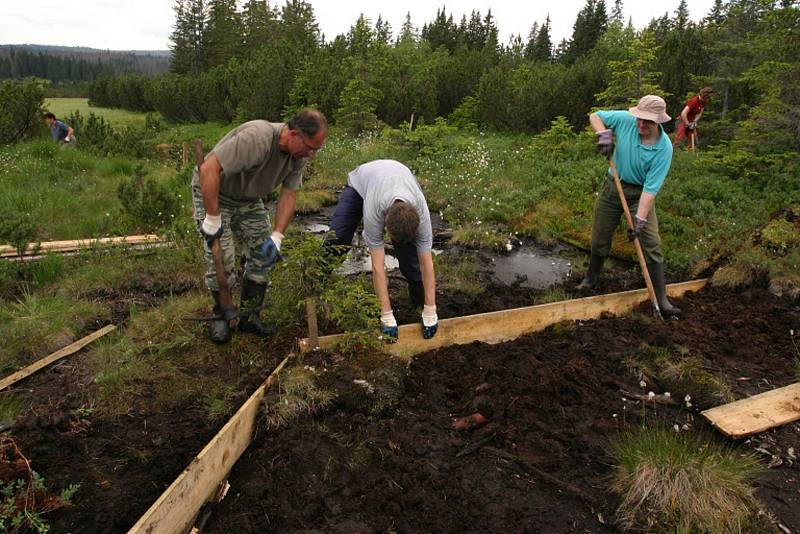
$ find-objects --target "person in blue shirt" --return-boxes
[44,112,75,147]
[577,95,681,317]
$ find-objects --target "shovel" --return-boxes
[609,160,663,320]
[194,139,236,320]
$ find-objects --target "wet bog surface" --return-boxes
[206,286,800,533]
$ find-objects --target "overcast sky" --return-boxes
[2,0,716,51]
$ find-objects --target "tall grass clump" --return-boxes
[611,427,767,533]
[0,292,109,369]
[90,292,243,417]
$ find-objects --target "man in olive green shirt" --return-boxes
[194,108,328,343]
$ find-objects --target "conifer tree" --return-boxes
[206,0,241,66]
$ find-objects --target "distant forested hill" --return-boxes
[0,45,170,82]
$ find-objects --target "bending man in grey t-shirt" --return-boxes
[326,160,438,340]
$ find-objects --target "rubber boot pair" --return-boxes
[238,278,277,337]
[209,279,275,344]
[647,262,681,318]
[577,254,605,290]
[576,255,681,317]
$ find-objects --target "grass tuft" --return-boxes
[625,344,735,406]
[611,427,768,533]
[534,286,574,305]
[450,225,508,252]
[0,395,23,422]
[264,366,335,428]
[434,250,484,297]
[89,292,248,417]
[0,292,109,370]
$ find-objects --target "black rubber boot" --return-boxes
[576,254,605,290]
[237,278,276,337]
[408,280,425,310]
[647,262,682,318]
[210,291,231,344]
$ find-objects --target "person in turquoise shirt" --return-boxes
[577,95,681,317]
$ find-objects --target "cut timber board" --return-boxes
[0,324,116,391]
[299,279,708,358]
[702,383,800,438]
[0,234,164,258]
[129,354,292,534]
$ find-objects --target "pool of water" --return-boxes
[488,245,576,289]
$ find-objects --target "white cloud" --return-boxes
[2,0,714,51]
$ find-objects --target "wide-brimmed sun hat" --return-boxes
[628,95,671,123]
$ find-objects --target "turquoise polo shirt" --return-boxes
[597,110,673,195]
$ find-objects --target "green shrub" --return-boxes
[0,211,39,256]
[760,219,800,254]
[0,79,45,145]
[0,438,79,534]
[117,165,182,232]
[448,95,480,130]
[320,276,380,332]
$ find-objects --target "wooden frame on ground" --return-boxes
[131,280,708,533]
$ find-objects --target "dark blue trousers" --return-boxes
[328,186,422,285]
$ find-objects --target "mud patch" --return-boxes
[206,286,800,533]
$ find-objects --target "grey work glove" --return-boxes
[687,121,697,131]
[596,129,614,159]
[627,214,648,241]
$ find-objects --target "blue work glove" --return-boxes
[627,214,648,241]
[422,305,438,339]
[596,129,614,159]
[201,214,224,248]
[258,231,284,268]
[380,311,398,342]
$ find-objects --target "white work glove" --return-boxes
[269,231,283,251]
[200,213,223,247]
[201,213,222,235]
[421,304,438,339]
[380,310,398,341]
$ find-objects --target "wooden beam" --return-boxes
[0,324,116,392]
[299,279,708,358]
[702,383,800,438]
[128,354,293,534]
[0,234,164,258]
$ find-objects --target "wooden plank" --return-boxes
[299,279,708,358]
[0,324,117,391]
[0,234,164,258]
[702,383,800,438]
[129,354,292,534]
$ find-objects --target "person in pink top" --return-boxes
[673,86,713,149]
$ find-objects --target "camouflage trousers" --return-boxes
[192,186,274,291]
[589,176,664,264]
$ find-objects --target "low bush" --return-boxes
[611,427,767,533]
[117,165,182,232]
[0,211,39,256]
[0,79,45,145]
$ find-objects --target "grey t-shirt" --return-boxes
[191,120,306,207]
[347,160,433,252]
